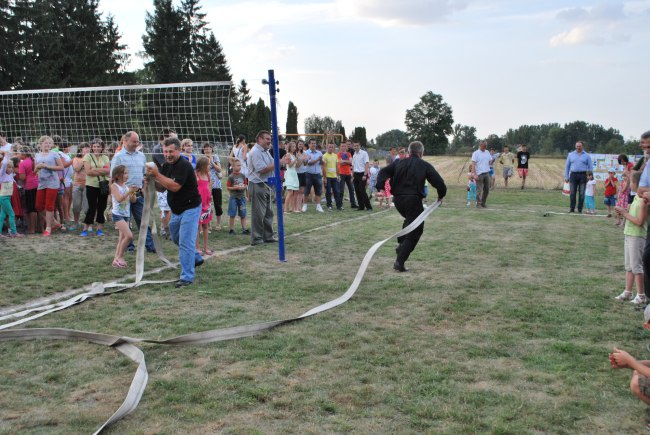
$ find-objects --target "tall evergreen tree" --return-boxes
[194,32,231,82]
[286,101,298,137]
[142,0,185,83]
[178,0,208,78]
[232,80,251,135]
[7,0,127,90]
[349,127,367,147]
[0,0,13,89]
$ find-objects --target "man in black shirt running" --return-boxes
[376,141,446,272]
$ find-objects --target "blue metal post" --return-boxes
[267,69,286,262]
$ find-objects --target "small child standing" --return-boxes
[110,165,137,268]
[614,171,648,305]
[467,163,477,207]
[368,160,379,200]
[604,168,618,217]
[615,172,631,226]
[195,156,213,255]
[585,172,597,215]
[226,160,249,235]
[0,151,22,237]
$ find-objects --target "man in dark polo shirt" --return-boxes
[147,137,204,287]
[376,141,446,272]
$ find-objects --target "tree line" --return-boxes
[375,91,639,156]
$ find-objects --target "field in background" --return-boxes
[1,186,647,433]
[424,155,566,189]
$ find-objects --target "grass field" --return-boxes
[1,184,648,434]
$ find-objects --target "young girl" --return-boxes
[0,151,23,237]
[35,135,64,236]
[615,172,630,226]
[110,165,137,268]
[467,163,477,207]
[283,141,300,212]
[377,158,392,209]
[614,171,648,305]
[584,172,597,215]
[195,156,213,255]
[202,142,223,231]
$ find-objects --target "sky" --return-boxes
[98,0,650,142]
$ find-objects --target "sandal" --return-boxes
[204,249,214,256]
[112,259,127,268]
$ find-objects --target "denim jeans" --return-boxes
[325,177,342,209]
[338,174,356,206]
[128,195,155,251]
[569,172,587,212]
[169,204,203,283]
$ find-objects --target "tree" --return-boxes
[484,134,504,150]
[231,79,251,136]
[375,129,408,150]
[349,126,367,147]
[304,115,344,138]
[8,0,127,89]
[243,98,271,141]
[178,0,208,78]
[193,31,231,82]
[405,91,454,155]
[449,124,477,154]
[286,101,298,137]
[142,0,186,83]
[0,0,14,89]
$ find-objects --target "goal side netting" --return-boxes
[0,82,233,154]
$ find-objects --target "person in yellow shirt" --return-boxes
[322,143,342,210]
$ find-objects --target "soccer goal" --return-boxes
[0,82,234,153]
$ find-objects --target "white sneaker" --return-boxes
[302,204,307,212]
[631,294,648,305]
[316,204,324,213]
[615,291,633,301]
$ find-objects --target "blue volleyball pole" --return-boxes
[265,69,286,262]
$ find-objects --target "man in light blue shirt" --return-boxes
[564,141,593,213]
[302,139,324,212]
[633,131,650,297]
[111,131,155,252]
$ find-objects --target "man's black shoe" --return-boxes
[351,204,358,208]
[264,238,278,243]
[393,261,408,272]
[146,248,157,253]
[175,280,193,288]
[195,258,204,267]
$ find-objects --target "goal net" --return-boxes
[0,82,234,154]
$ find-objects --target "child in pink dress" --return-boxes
[195,156,213,255]
[377,157,392,209]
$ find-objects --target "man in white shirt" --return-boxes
[352,141,372,211]
[471,140,492,208]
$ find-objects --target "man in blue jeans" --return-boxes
[147,137,204,288]
[564,140,593,213]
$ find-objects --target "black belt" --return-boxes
[572,171,587,174]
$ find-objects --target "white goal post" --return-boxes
[0,82,234,154]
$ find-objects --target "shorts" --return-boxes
[624,235,645,274]
[304,173,323,196]
[604,195,616,206]
[228,196,247,218]
[112,213,129,223]
[518,168,528,177]
[35,188,58,212]
[638,374,650,399]
[489,167,494,177]
[585,195,595,210]
[298,172,306,188]
[157,191,171,212]
[503,167,513,179]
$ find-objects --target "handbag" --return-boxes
[90,154,109,196]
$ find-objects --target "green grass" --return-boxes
[0,186,646,433]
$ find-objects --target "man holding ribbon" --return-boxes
[376,141,446,272]
[147,137,204,288]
